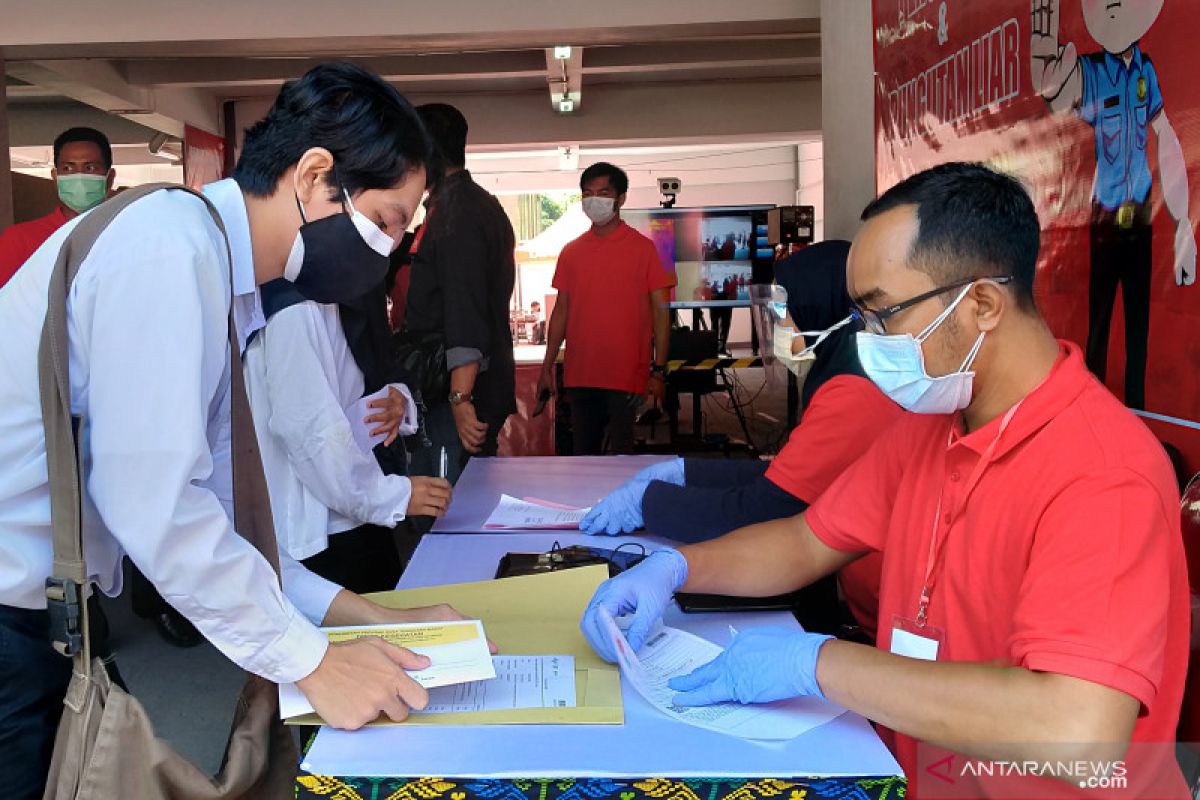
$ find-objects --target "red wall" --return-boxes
[873,0,1200,477]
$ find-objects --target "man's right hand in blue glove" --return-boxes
[579,458,686,536]
[667,627,833,706]
[580,548,688,662]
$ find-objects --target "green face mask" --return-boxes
[56,174,108,213]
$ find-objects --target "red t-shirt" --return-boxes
[765,374,904,639]
[552,222,675,394]
[808,342,1188,797]
[0,207,70,288]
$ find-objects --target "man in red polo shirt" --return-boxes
[0,127,114,288]
[537,162,675,454]
[576,240,903,640]
[581,163,1188,797]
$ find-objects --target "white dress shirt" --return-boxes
[0,178,333,683]
[244,300,418,561]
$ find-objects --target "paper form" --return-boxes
[483,494,592,529]
[418,655,576,714]
[346,386,391,454]
[599,609,845,740]
[279,619,496,721]
[291,566,623,727]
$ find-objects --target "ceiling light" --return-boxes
[553,46,572,60]
[558,97,575,114]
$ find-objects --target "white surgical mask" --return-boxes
[855,284,984,414]
[773,327,816,380]
[772,315,852,383]
[582,196,616,225]
[344,189,397,257]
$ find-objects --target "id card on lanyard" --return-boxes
[889,401,1023,661]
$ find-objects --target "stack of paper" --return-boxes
[350,565,623,726]
[483,494,591,529]
[417,655,576,715]
[279,619,496,723]
[598,608,845,740]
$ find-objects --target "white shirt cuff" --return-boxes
[388,382,419,435]
[250,608,329,684]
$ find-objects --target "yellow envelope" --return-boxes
[291,564,622,726]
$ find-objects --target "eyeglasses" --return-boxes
[850,276,1013,335]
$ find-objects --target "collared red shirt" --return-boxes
[764,373,903,638]
[807,342,1188,794]
[0,206,70,288]
[0,178,330,683]
[244,299,417,561]
[1078,44,1164,209]
[552,221,676,394]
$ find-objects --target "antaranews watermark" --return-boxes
[916,741,1194,798]
[960,758,1127,788]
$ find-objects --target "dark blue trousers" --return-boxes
[0,605,72,800]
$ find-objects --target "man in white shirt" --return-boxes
[0,62,460,799]
[245,279,452,592]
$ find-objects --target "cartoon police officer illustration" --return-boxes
[1032,0,1195,410]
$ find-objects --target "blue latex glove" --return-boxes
[580,548,689,662]
[579,458,686,536]
[579,478,649,535]
[667,627,834,706]
[637,457,686,486]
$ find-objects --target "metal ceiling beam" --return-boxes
[6,60,220,136]
[121,51,549,89]
[117,38,818,90]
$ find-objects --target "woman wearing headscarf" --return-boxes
[579,240,903,639]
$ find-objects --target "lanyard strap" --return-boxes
[915,400,1023,627]
[409,202,434,255]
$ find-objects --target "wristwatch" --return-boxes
[649,364,667,377]
[448,390,473,406]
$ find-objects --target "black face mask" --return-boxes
[286,189,393,305]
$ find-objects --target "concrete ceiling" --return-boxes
[2,0,823,159]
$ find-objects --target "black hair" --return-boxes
[580,162,629,195]
[416,103,468,171]
[53,127,112,170]
[860,161,1040,310]
[233,61,431,198]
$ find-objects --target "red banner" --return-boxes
[873,0,1200,474]
[183,125,226,189]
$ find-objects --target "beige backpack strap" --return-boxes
[38,183,283,680]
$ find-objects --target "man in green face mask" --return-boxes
[0,126,114,288]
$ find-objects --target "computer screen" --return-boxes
[623,205,774,301]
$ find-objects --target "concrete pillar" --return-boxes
[0,53,14,232]
[820,0,875,240]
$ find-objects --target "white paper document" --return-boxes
[483,494,591,529]
[345,384,417,454]
[599,609,845,740]
[417,655,576,714]
[345,386,391,454]
[278,619,496,720]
